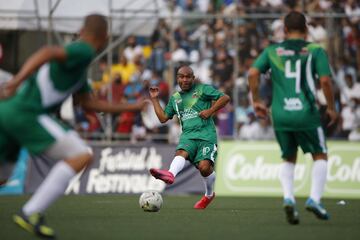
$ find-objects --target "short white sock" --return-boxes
[279,161,295,202]
[203,171,216,197]
[310,159,327,203]
[168,156,186,177]
[23,161,76,216]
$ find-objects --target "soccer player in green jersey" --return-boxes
[248,11,338,225]
[0,14,145,238]
[149,66,230,209]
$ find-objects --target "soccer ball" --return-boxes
[139,191,163,212]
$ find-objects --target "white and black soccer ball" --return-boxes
[139,191,163,212]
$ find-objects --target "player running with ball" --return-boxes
[248,11,337,224]
[149,65,230,209]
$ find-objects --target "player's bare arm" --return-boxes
[0,46,66,99]
[320,76,338,126]
[74,92,147,113]
[199,94,230,119]
[248,67,269,118]
[149,86,169,123]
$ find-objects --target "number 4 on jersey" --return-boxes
[285,59,301,94]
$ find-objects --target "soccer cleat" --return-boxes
[13,212,56,239]
[283,198,300,225]
[305,198,330,220]
[149,168,175,184]
[194,193,215,209]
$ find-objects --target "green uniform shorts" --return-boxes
[176,138,218,165]
[0,101,67,163]
[275,127,327,159]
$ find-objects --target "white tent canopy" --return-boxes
[0,0,167,36]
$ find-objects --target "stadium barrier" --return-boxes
[1,141,359,198]
[216,141,360,199]
[25,143,204,195]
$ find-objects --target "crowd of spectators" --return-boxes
[75,0,360,142]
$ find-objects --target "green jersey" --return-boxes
[9,41,95,113]
[252,39,331,130]
[164,83,224,143]
[0,41,95,161]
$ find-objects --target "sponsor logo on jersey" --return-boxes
[202,147,211,156]
[276,47,295,56]
[192,91,199,98]
[181,108,199,121]
[284,97,303,111]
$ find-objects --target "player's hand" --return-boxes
[253,101,268,119]
[326,108,338,127]
[0,80,19,100]
[149,86,159,99]
[199,109,213,119]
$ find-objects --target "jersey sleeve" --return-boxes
[252,48,270,73]
[314,48,331,77]
[77,82,92,94]
[164,96,176,119]
[64,42,95,69]
[201,84,224,101]
[76,76,92,94]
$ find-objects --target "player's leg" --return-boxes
[193,141,217,209]
[150,150,188,184]
[275,130,300,224]
[150,139,195,184]
[298,127,329,220]
[11,114,92,238]
[0,131,21,186]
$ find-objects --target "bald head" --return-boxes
[177,65,195,91]
[81,14,108,51]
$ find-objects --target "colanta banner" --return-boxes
[215,141,360,199]
[25,143,204,195]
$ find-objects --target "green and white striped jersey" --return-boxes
[164,83,224,142]
[11,41,95,113]
[252,39,331,130]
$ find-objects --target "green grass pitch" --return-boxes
[1,195,359,240]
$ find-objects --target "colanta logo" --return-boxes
[220,144,312,194]
[219,143,360,197]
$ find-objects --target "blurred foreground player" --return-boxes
[0,14,145,238]
[149,66,229,209]
[248,11,337,224]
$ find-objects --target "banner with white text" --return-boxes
[215,141,360,199]
[25,144,204,195]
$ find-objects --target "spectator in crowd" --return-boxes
[85,1,360,142]
[239,113,275,140]
[150,40,167,78]
[164,0,184,30]
[123,35,143,63]
[115,72,144,135]
[344,0,360,24]
[308,18,327,48]
[211,48,234,89]
[339,74,360,138]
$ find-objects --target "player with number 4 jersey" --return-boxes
[248,11,337,225]
[252,32,331,131]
